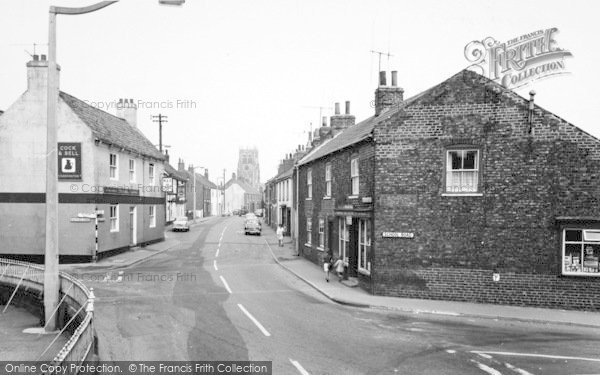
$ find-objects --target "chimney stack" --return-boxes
[178,158,185,171]
[330,100,356,136]
[27,55,59,93]
[334,102,340,115]
[375,71,404,116]
[116,98,138,127]
[164,149,170,163]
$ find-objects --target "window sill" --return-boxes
[322,196,332,200]
[348,195,359,200]
[110,229,119,233]
[358,268,371,276]
[316,246,325,251]
[562,271,600,277]
[304,243,312,248]
[305,198,312,201]
[441,193,483,197]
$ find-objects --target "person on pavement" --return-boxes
[276,224,284,247]
[324,254,333,282]
[333,257,345,282]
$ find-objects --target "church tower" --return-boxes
[237,148,260,189]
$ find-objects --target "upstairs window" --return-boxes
[307,169,313,199]
[149,163,155,186]
[350,158,359,196]
[325,163,332,197]
[446,149,479,193]
[129,159,136,183]
[109,153,118,180]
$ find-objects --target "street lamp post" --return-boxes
[44,1,118,332]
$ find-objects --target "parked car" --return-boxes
[244,218,262,235]
[172,217,190,232]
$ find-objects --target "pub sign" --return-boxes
[58,142,82,180]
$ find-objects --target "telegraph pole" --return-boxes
[151,114,168,152]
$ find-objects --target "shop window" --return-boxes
[110,205,119,232]
[351,158,359,196]
[563,229,600,276]
[358,219,371,275]
[307,169,312,199]
[446,149,479,193]
[306,217,312,245]
[325,163,332,197]
[149,205,156,228]
[339,218,349,263]
[318,219,325,249]
[110,153,118,180]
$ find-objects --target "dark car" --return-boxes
[244,218,261,235]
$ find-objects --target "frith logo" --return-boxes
[464,28,573,89]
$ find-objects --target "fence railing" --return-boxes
[0,258,95,368]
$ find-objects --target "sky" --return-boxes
[1,0,599,184]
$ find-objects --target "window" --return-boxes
[285,180,289,201]
[339,218,349,263]
[149,205,156,228]
[563,229,600,276]
[358,219,372,275]
[351,158,359,196]
[325,163,332,197]
[109,153,118,180]
[149,163,155,185]
[306,217,312,245]
[446,149,479,193]
[307,169,312,199]
[318,219,325,249]
[129,159,135,183]
[110,205,119,232]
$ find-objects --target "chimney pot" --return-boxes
[379,71,387,86]
[322,116,327,127]
[41,54,46,61]
[33,55,39,61]
[334,102,340,115]
[391,71,398,87]
[345,101,350,115]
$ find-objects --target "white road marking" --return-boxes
[477,353,493,359]
[504,362,534,375]
[215,248,220,257]
[289,359,310,375]
[213,260,218,271]
[220,276,232,294]
[237,304,271,337]
[471,351,600,363]
[470,360,502,375]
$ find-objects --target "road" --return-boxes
[73,216,600,374]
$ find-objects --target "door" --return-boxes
[348,218,359,277]
[327,220,334,253]
[129,206,137,246]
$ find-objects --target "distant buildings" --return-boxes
[224,173,262,214]
[237,148,261,190]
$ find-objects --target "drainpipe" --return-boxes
[294,165,300,256]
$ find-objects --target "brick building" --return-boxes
[296,69,600,310]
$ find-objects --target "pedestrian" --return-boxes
[333,257,345,282]
[276,224,284,247]
[323,254,333,282]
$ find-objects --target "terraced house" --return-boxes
[297,69,600,310]
[0,56,166,262]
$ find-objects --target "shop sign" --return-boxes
[382,232,414,239]
[70,217,91,223]
[58,142,81,180]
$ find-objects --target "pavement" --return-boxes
[0,305,67,361]
[59,216,216,272]
[259,224,600,329]
[59,215,600,329]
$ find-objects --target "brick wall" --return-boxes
[372,70,600,310]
